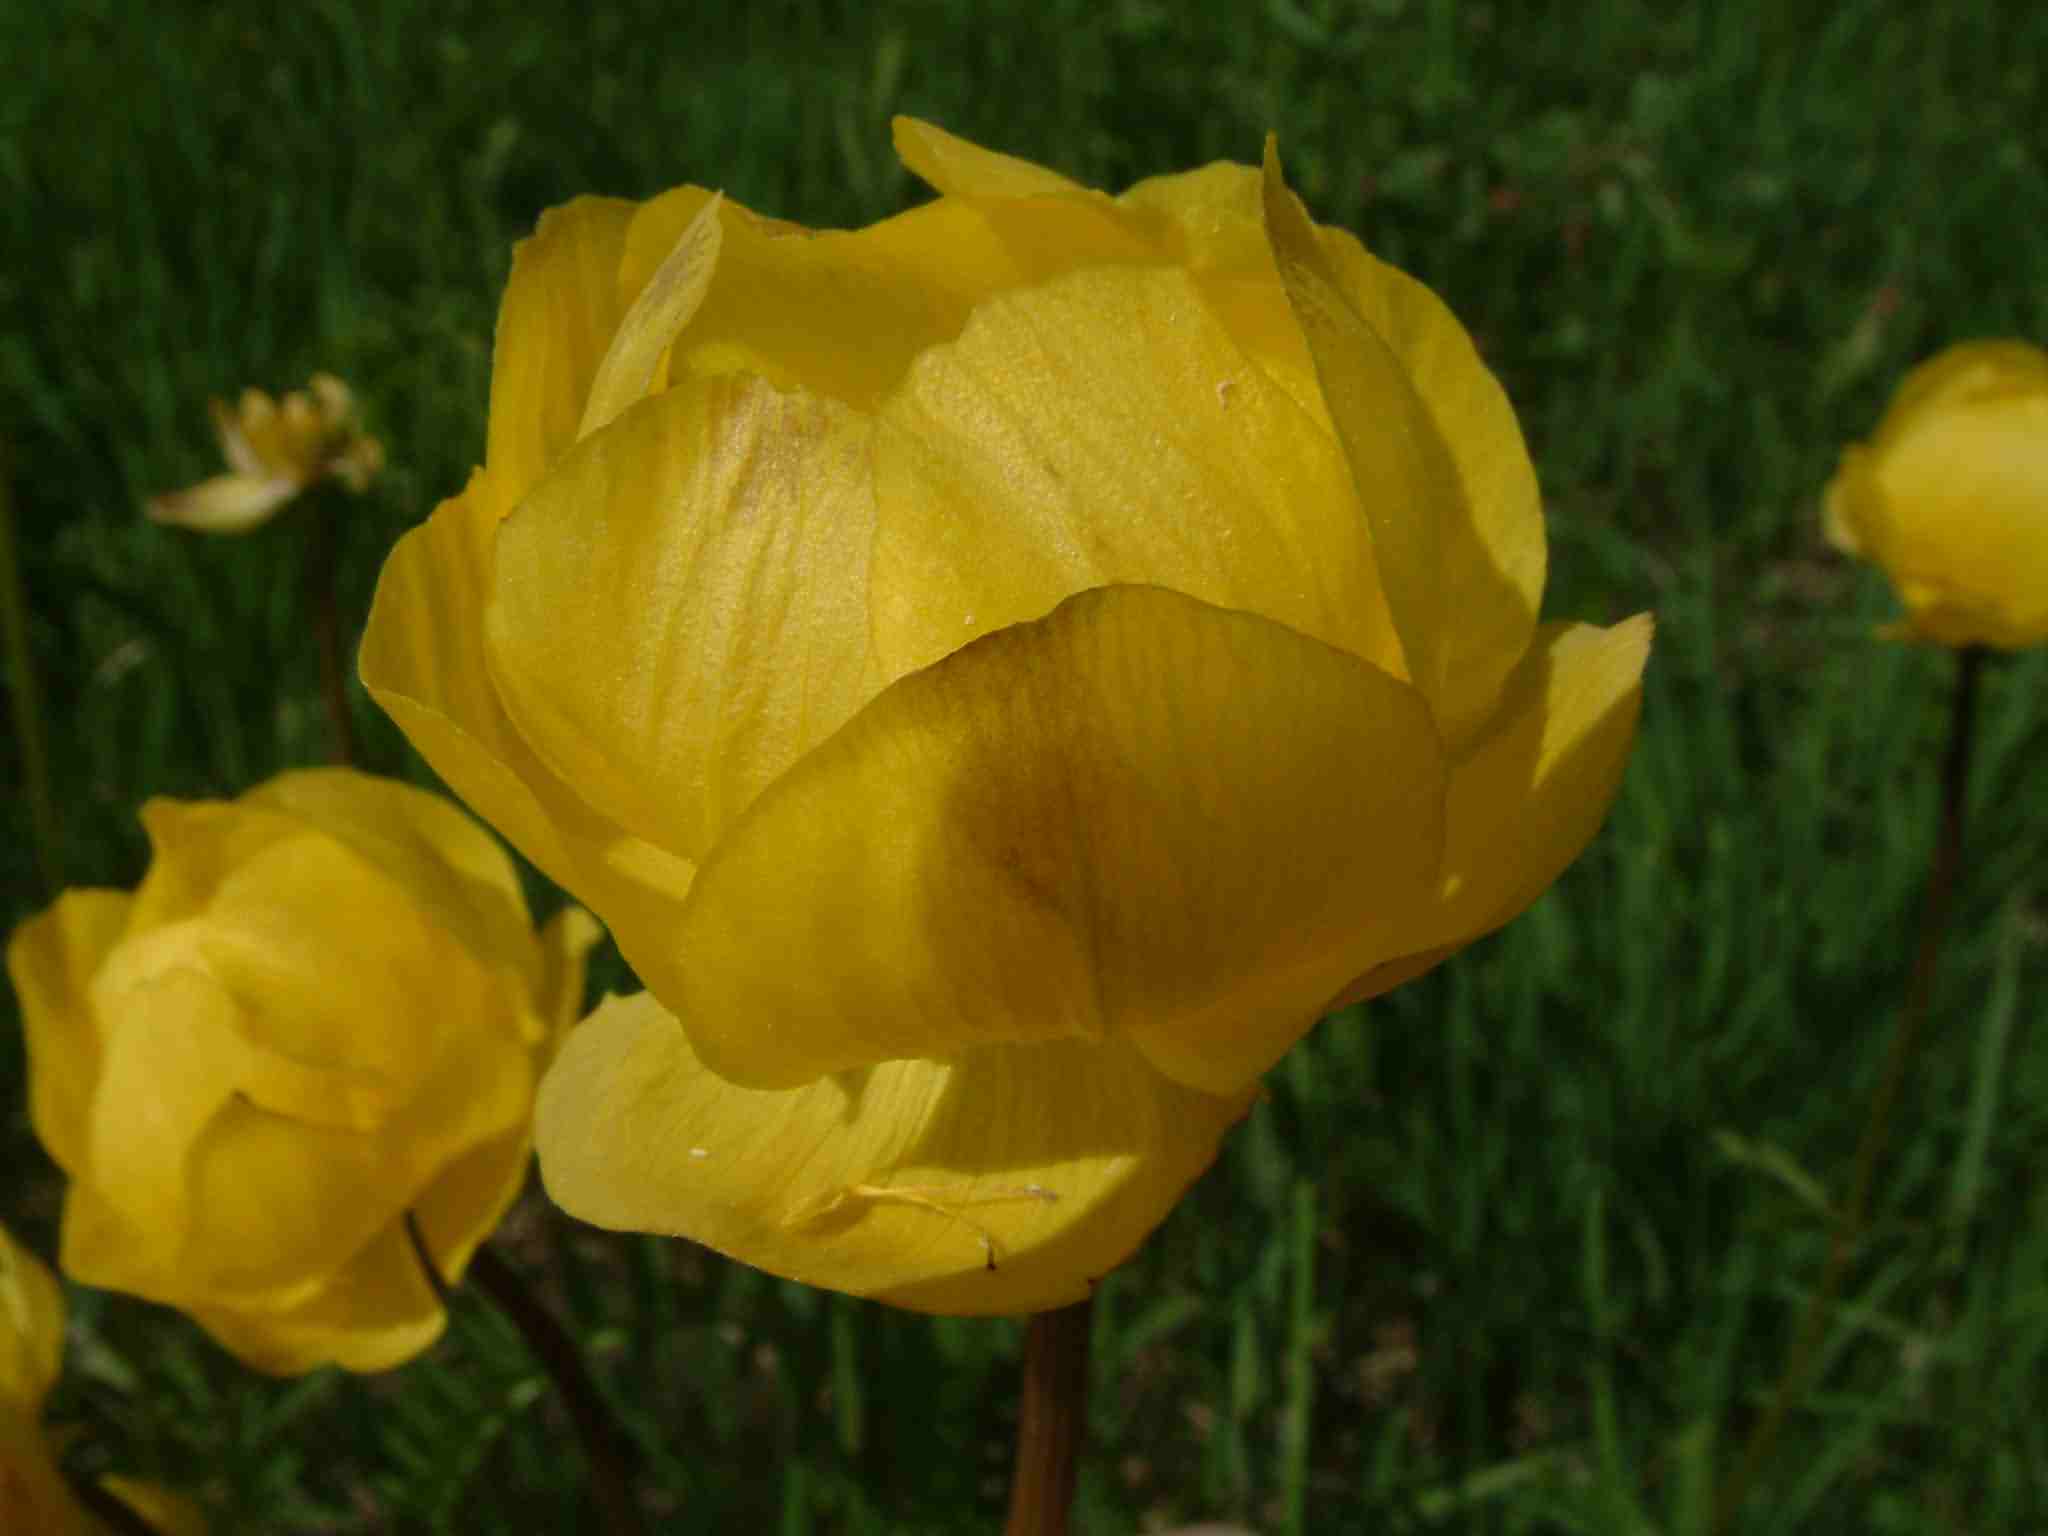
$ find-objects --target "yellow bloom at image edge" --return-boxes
[360,119,1653,1314]
[5,770,598,1375]
[3,1223,207,1533]
[1825,339,2048,649]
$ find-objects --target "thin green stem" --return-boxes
[1004,1297,1095,1536]
[405,1216,646,1536]
[0,440,61,893]
[1715,645,1985,1530]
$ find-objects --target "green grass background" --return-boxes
[4,1,2046,1530]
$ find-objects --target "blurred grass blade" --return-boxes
[1280,1177,1317,1536]
[0,440,61,893]
[1945,913,2021,1249]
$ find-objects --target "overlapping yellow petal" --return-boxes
[358,471,699,959]
[577,193,724,442]
[1327,615,1652,1010]
[537,992,1254,1315]
[488,372,882,865]
[667,585,1443,1096]
[14,771,594,1373]
[871,264,1403,684]
[362,119,1649,1313]
[485,196,641,504]
[188,1218,445,1376]
[241,766,543,999]
[1258,142,1463,717]
[617,184,1148,412]
[1118,155,1545,744]
[6,891,129,1175]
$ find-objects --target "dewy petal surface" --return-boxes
[1332,614,1651,1009]
[536,992,1255,1315]
[872,264,1402,684]
[488,372,881,866]
[6,890,130,1176]
[667,584,1445,1096]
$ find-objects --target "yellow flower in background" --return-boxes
[3,1223,207,1535]
[5,770,597,1374]
[360,120,1650,1314]
[1824,340,2048,649]
[145,373,386,534]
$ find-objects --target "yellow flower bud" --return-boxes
[360,122,1650,1313]
[1824,340,2048,649]
[3,1222,208,1533]
[6,771,598,1374]
[145,372,386,534]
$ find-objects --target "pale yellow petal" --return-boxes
[666,585,1444,1097]
[872,264,1402,684]
[1260,143,1467,719]
[891,116,1089,200]
[6,890,130,1175]
[486,196,641,504]
[0,1225,65,1410]
[536,992,1254,1315]
[488,373,881,865]
[145,472,299,533]
[577,193,723,441]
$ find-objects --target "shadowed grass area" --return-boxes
[3,1,2045,1530]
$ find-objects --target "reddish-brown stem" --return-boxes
[1003,1297,1095,1536]
[1715,645,1984,1529]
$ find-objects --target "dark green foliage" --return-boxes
[3,1,2044,1529]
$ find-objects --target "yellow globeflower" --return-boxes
[3,1222,207,1534]
[1824,340,2048,649]
[360,121,1651,1314]
[6,770,598,1374]
[145,373,386,534]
